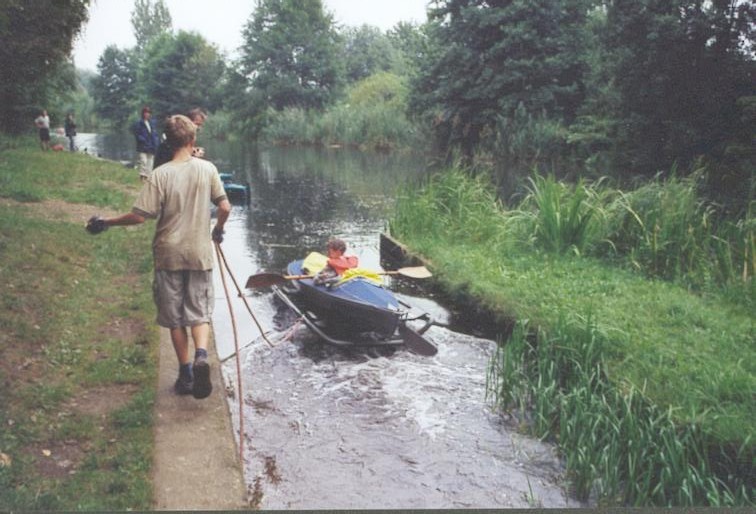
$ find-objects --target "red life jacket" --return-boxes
[327,255,359,275]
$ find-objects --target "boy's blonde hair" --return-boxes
[164,114,196,149]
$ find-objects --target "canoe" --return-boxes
[218,172,250,203]
[272,258,437,356]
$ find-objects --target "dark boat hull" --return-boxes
[272,259,438,355]
[283,260,402,339]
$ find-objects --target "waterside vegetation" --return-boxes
[0,139,157,510]
[391,169,754,506]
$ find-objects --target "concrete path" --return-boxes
[151,328,248,509]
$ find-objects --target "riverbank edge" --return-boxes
[152,327,248,509]
[379,231,754,505]
[0,143,248,509]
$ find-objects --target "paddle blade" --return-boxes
[399,323,438,356]
[397,266,432,279]
[245,272,287,289]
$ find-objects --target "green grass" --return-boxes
[392,168,755,506]
[0,139,157,510]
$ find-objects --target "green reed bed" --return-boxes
[263,103,419,151]
[487,316,750,506]
[391,168,754,506]
[0,140,157,510]
[262,73,421,151]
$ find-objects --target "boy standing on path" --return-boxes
[86,114,232,399]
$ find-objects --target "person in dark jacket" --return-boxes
[154,107,208,169]
[132,106,160,181]
[64,113,77,151]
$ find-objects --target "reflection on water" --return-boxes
[86,133,575,509]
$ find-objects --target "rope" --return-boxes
[214,240,275,348]
[213,242,245,466]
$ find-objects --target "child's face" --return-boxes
[327,247,343,259]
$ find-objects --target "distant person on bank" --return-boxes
[64,113,77,152]
[131,106,160,181]
[154,107,208,168]
[86,114,231,400]
[34,110,50,151]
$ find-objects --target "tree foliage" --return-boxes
[341,25,400,83]
[91,46,137,128]
[139,31,226,121]
[412,0,592,158]
[131,0,173,54]
[0,0,90,133]
[387,21,433,79]
[241,0,343,111]
[600,0,756,176]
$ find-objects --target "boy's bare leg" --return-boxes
[170,326,190,364]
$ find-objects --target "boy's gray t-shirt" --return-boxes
[132,156,226,271]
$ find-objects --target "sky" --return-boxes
[73,0,430,71]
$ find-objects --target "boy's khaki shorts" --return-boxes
[153,269,214,329]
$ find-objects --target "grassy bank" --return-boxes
[391,169,754,506]
[0,139,157,510]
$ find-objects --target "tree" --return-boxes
[91,46,137,128]
[387,21,432,79]
[138,31,226,120]
[241,0,344,111]
[0,0,90,133]
[411,0,593,159]
[340,25,400,83]
[131,0,173,54]
[600,0,756,176]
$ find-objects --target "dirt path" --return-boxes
[151,328,248,509]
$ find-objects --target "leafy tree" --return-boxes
[138,31,226,121]
[347,71,408,111]
[340,25,399,83]
[91,45,137,128]
[0,0,90,133]
[387,21,433,79]
[241,0,344,111]
[131,0,173,54]
[600,0,756,177]
[412,0,593,159]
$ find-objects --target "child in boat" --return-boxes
[313,238,358,285]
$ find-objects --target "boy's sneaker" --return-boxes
[174,375,193,395]
[192,355,212,399]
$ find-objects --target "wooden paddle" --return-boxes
[245,266,432,289]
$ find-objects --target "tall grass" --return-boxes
[502,170,753,295]
[488,316,751,506]
[508,173,607,255]
[600,172,753,290]
[391,168,509,249]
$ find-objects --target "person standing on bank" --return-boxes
[154,107,207,168]
[64,113,77,151]
[34,110,50,151]
[86,114,232,399]
[132,106,160,181]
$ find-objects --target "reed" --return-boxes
[509,173,606,255]
[597,172,754,295]
[262,72,421,151]
[392,168,509,250]
[488,316,751,506]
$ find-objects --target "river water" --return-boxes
[82,133,579,509]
